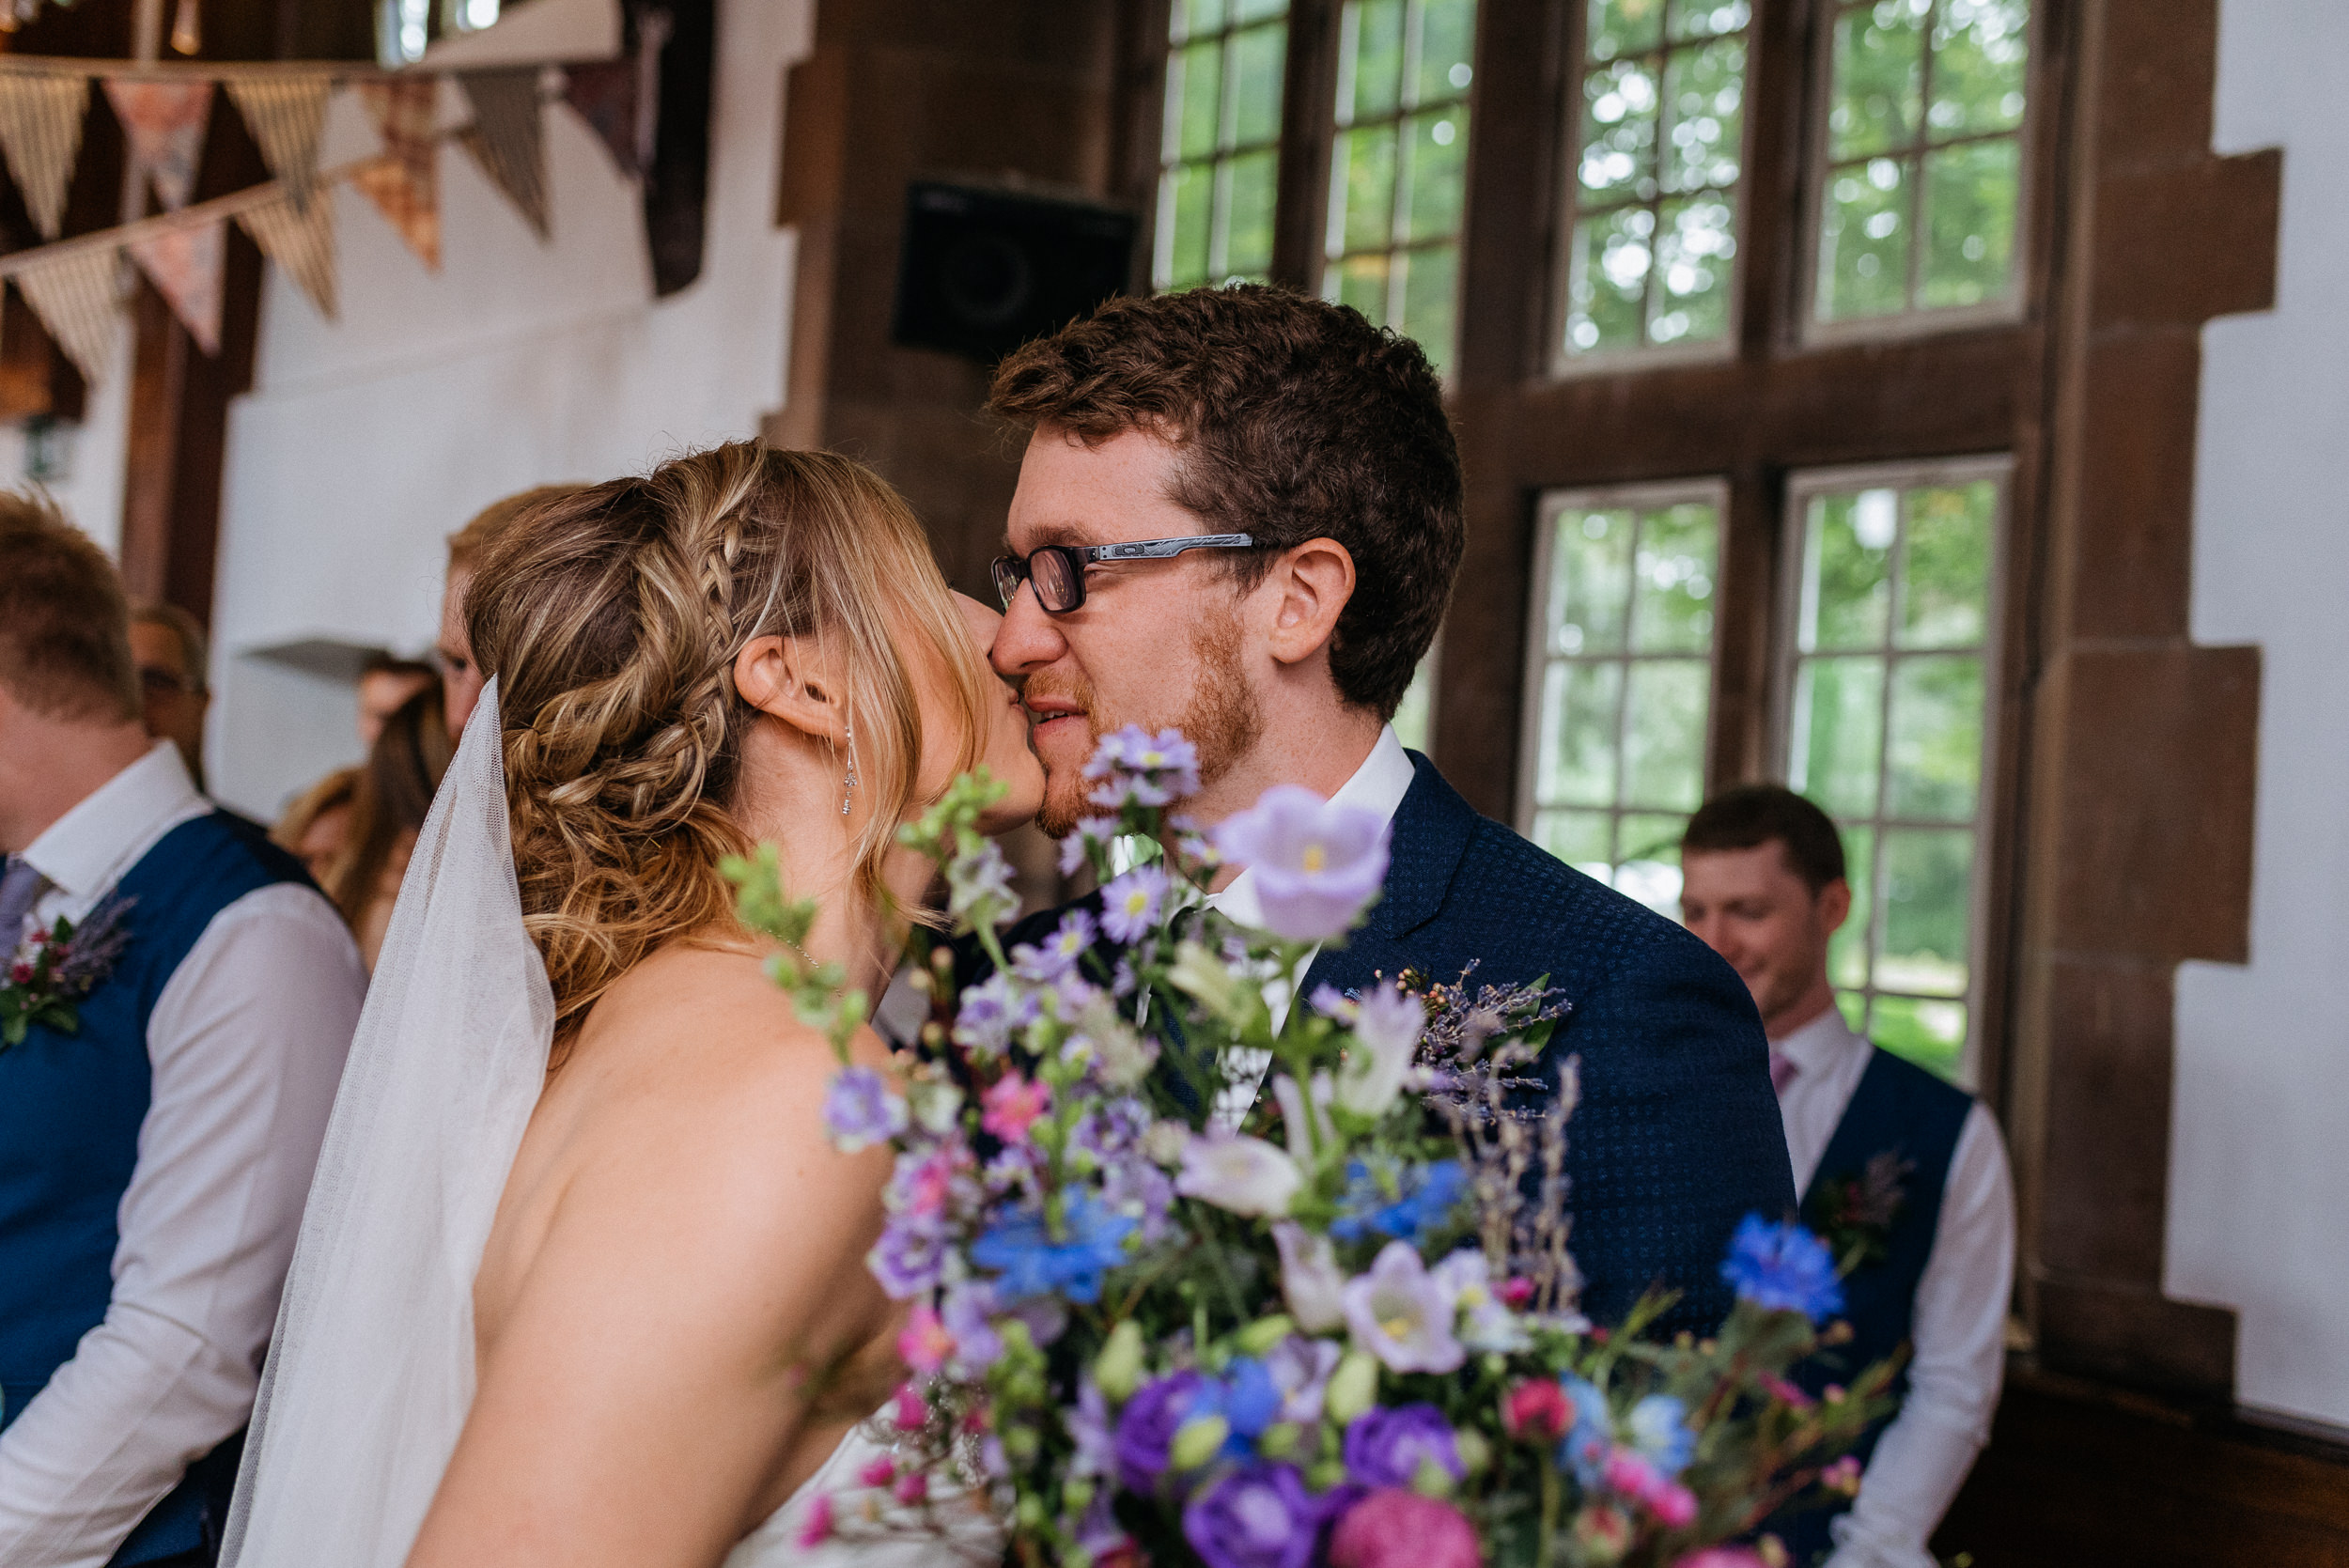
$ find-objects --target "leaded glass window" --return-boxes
[1555,0,1751,365]
[1321,0,1478,375]
[1780,459,2005,1080]
[1157,0,1291,291]
[1519,483,1722,913]
[1810,0,2030,328]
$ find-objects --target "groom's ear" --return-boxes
[733,635,848,742]
[1262,537,1356,667]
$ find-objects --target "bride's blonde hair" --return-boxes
[465,442,988,1045]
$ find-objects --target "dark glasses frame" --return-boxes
[990,533,1257,614]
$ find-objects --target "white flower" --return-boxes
[1142,1121,1195,1169]
[1270,1072,1335,1160]
[1433,1249,1530,1352]
[1333,986,1425,1116]
[1342,1240,1465,1374]
[1273,1220,1347,1331]
[1174,1132,1302,1218]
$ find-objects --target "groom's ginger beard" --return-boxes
[1029,608,1262,837]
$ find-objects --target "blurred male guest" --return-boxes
[1680,785,2014,1568]
[0,497,365,1567]
[126,604,210,792]
[438,485,581,739]
[355,654,436,749]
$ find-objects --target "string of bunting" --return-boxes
[0,46,654,385]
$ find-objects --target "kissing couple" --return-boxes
[220,286,1793,1568]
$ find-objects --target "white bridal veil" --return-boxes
[222,681,554,1567]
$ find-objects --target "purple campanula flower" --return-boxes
[1341,1404,1464,1490]
[865,1212,946,1299]
[822,1066,908,1153]
[1213,785,1390,941]
[1181,1462,1322,1568]
[1265,1335,1341,1424]
[1341,1241,1464,1374]
[1720,1213,1845,1324]
[1100,862,1173,944]
[939,1281,1005,1376]
[1068,1379,1117,1479]
[1114,1369,1215,1494]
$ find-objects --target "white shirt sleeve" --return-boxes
[0,883,364,1568]
[1826,1101,2015,1568]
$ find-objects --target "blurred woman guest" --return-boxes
[271,768,359,887]
[328,685,453,969]
[356,655,438,748]
[128,602,212,791]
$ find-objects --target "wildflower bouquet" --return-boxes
[727,729,1896,1568]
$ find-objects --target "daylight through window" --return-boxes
[1157,0,1292,291]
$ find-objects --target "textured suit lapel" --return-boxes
[1304,751,1478,996]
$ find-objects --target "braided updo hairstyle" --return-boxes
[464,442,988,1047]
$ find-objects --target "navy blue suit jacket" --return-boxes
[1302,753,1795,1330]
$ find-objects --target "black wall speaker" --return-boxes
[892,182,1139,365]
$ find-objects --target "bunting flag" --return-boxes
[459,69,548,239]
[126,219,223,352]
[226,76,329,207]
[13,245,119,382]
[103,80,213,212]
[561,58,639,178]
[236,182,336,320]
[353,77,440,270]
[0,72,88,239]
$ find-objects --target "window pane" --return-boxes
[1346,0,1407,122]
[1616,811,1690,913]
[1631,502,1719,652]
[1160,163,1213,287]
[1416,0,1477,103]
[1802,490,1895,651]
[1651,194,1736,345]
[1580,55,1660,198]
[1537,660,1625,806]
[1587,0,1665,59]
[1828,0,1925,160]
[1872,994,1966,1079]
[1565,207,1653,353]
[1234,0,1286,23]
[1929,0,2029,137]
[1391,658,1436,751]
[1397,244,1460,375]
[1661,33,1744,193]
[1790,657,1884,817]
[1334,123,1399,253]
[1887,654,1983,820]
[1817,156,1911,320]
[1404,109,1469,241]
[1879,826,1972,993]
[1534,806,1615,872]
[1230,23,1287,147]
[1332,252,1390,321]
[1830,823,1875,987]
[1671,0,1750,39]
[1921,136,2019,308]
[1898,481,1995,647]
[1549,506,1636,654]
[1623,659,1709,810]
[1178,39,1223,160]
[1835,989,1869,1032]
[1223,148,1279,277]
[1175,0,1226,43]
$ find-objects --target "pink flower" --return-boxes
[1605,1447,1661,1498]
[981,1073,1051,1143]
[1501,1378,1572,1441]
[857,1455,896,1487]
[1649,1479,1698,1529]
[1676,1551,1769,1568]
[1822,1455,1864,1495]
[896,1305,955,1374]
[893,1470,928,1505]
[1759,1374,1816,1410]
[795,1493,834,1547]
[9,962,32,986]
[1496,1278,1535,1309]
[891,1382,928,1431]
[1327,1488,1481,1568]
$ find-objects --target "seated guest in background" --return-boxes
[270,768,358,886]
[355,654,437,748]
[1680,786,2014,1568]
[0,495,364,1567]
[438,484,583,739]
[128,602,211,792]
[328,683,453,969]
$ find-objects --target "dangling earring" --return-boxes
[841,722,858,815]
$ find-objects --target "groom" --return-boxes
[982,286,1795,1329]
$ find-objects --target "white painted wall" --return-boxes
[200,0,811,817]
[2171,0,2349,1430]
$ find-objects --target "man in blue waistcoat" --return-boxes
[1680,786,2015,1568]
[0,498,366,1567]
[973,286,1796,1333]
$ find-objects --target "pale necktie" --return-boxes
[0,856,47,950]
[1768,1048,1798,1095]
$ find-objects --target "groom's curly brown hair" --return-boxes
[987,284,1464,722]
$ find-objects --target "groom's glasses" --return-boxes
[990,534,1256,615]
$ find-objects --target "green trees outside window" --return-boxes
[1783,462,2004,1080]
[1156,0,1292,291]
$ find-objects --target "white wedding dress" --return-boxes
[221,683,988,1568]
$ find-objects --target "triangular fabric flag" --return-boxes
[226,76,329,208]
[13,245,120,384]
[561,59,638,178]
[126,218,224,354]
[103,80,213,212]
[354,79,440,270]
[0,73,90,241]
[237,183,336,320]
[459,69,549,239]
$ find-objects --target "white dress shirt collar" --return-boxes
[1207,724,1417,929]
[1772,998,1870,1075]
[22,742,208,908]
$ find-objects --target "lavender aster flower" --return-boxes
[1342,1404,1464,1490]
[1213,784,1391,941]
[1183,1463,1323,1568]
[1115,1370,1214,1494]
[946,840,1017,925]
[1011,908,1097,984]
[1099,863,1173,944]
[1720,1213,1845,1323]
[1342,1241,1465,1374]
[1059,816,1119,877]
[1085,725,1203,809]
[954,972,1037,1055]
[821,1066,907,1153]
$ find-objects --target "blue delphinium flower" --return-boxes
[970,1190,1138,1304]
[1220,1357,1282,1443]
[1626,1392,1696,1478]
[1557,1374,1613,1487]
[1330,1157,1469,1245]
[1720,1213,1845,1324]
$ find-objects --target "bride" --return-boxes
[221,444,1042,1567]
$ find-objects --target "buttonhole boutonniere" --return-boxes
[1806,1147,1914,1273]
[1,898,134,1049]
